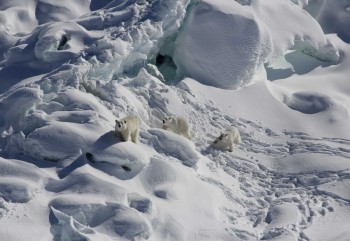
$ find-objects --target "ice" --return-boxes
[173,0,272,89]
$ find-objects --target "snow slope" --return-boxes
[1,0,350,240]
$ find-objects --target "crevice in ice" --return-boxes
[148,1,199,85]
[154,53,178,84]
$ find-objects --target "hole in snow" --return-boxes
[121,165,131,172]
[283,91,332,114]
[57,36,68,50]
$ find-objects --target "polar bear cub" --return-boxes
[162,115,191,140]
[115,116,139,143]
[213,127,241,152]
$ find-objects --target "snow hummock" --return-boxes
[173,0,272,89]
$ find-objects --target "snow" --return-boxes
[173,0,272,89]
[148,128,199,167]
[1,0,350,240]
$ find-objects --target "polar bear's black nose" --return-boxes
[162,120,165,123]
[118,124,121,128]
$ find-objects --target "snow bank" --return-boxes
[174,0,272,89]
[0,87,42,132]
[252,0,327,59]
[262,203,300,240]
[148,128,199,167]
[0,157,47,202]
[36,0,91,25]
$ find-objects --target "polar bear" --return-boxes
[162,115,191,140]
[115,116,139,143]
[212,127,241,152]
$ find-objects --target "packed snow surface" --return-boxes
[1,0,350,240]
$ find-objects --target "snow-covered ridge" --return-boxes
[1,0,350,240]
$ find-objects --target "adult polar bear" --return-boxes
[115,116,139,143]
[213,127,241,152]
[162,116,192,140]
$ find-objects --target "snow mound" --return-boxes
[0,87,42,133]
[23,122,96,161]
[252,0,328,59]
[0,157,47,202]
[0,1,37,35]
[173,0,272,89]
[48,170,127,202]
[50,196,151,241]
[148,128,199,167]
[141,157,177,199]
[127,192,152,213]
[34,22,96,63]
[88,140,150,180]
[0,178,37,203]
[262,203,300,240]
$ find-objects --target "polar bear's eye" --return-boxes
[124,121,126,124]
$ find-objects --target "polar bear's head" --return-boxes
[213,133,229,145]
[162,116,176,129]
[115,119,127,131]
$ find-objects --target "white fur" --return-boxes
[162,115,191,140]
[213,127,241,152]
[115,116,140,143]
